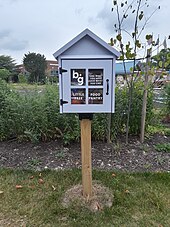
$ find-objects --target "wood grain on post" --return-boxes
[80,119,92,198]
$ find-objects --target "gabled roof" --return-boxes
[53,28,120,58]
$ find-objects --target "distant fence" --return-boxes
[153,88,166,108]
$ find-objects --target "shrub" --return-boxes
[0,80,154,143]
[111,81,154,139]
[0,69,10,81]
[18,73,28,83]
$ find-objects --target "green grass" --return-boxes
[0,169,170,227]
[9,83,46,91]
[147,125,170,136]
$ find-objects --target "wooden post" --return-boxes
[107,113,112,144]
[80,119,92,198]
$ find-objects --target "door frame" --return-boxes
[59,58,115,113]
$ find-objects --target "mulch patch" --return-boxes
[0,132,170,172]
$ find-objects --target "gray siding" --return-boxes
[60,36,112,56]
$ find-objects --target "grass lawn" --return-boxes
[8,83,48,95]
[0,169,170,227]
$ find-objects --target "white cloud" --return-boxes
[0,38,28,51]
[0,0,169,63]
[0,30,11,39]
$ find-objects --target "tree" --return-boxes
[111,0,160,143]
[0,69,10,81]
[23,52,47,83]
[152,48,170,71]
[0,55,16,72]
[0,55,17,82]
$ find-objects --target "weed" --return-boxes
[147,125,170,136]
[164,127,170,136]
[55,150,66,159]
[27,159,41,168]
[154,143,170,152]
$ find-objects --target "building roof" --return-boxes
[116,60,140,75]
[53,28,120,59]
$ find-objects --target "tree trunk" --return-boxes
[126,80,133,144]
[140,49,151,143]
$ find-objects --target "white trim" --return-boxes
[112,58,116,113]
[60,55,115,59]
[58,57,63,113]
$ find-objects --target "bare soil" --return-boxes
[0,132,169,172]
[62,183,114,212]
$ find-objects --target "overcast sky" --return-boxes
[0,0,169,64]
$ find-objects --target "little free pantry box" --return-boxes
[53,29,120,113]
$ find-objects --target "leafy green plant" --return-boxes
[55,150,66,159]
[147,125,170,136]
[0,80,154,143]
[154,143,170,152]
[92,114,108,141]
[164,127,170,136]
[18,73,28,83]
[111,81,154,139]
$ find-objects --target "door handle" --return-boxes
[106,79,109,95]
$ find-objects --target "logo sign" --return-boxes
[71,69,85,86]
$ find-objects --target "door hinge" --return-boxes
[60,99,68,105]
[59,67,67,74]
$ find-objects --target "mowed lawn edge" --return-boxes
[0,168,170,227]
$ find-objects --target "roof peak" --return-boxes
[53,28,120,59]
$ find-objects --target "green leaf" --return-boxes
[164,62,169,68]
[135,40,141,48]
[123,14,128,18]
[146,34,152,40]
[158,61,163,68]
[113,0,117,5]
[139,12,144,20]
[126,44,130,51]
[132,32,135,38]
[116,34,122,42]
[119,55,125,60]
[110,38,114,46]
